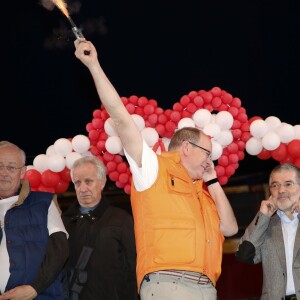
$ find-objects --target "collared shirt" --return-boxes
[277,210,299,295]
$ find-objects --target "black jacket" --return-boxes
[62,197,139,300]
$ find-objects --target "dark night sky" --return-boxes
[2,0,300,180]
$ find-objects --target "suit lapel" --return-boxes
[271,215,286,270]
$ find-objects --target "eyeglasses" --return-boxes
[270,181,299,190]
[0,165,24,174]
[188,141,211,160]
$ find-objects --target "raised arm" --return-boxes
[74,40,143,166]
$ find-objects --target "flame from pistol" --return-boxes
[51,0,85,41]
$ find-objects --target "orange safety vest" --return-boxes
[131,151,224,291]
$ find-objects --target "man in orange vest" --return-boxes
[73,39,238,300]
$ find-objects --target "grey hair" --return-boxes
[70,156,107,182]
[0,141,26,166]
[269,163,300,184]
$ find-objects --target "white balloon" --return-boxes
[72,134,90,153]
[211,140,223,161]
[276,123,295,143]
[82,151,93,157]
[192,109,212,128]
[215,111,234,130]
[46,145,56,156]
[131,114,145,131]
[203,123,221,140]
[177,118,195,129]
[105,136,123,154]
[47,154,66,172]
[216,130,233,147]
[141,127,159,147]
[245,137,263,155]
[294,125,300,139]
[54,138,73,157]
[250,120,269,139]
[210,114,217,124]
[265,116,281,131]
[33,154,49,173]
[66,152,82,169]
[104,118,118,136]
[262,132,281,150]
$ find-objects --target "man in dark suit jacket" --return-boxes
[62,156,139,300]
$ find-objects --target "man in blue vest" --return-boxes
[0,141,69,299]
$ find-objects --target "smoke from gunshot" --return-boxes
[43,16,108,50]
[40,0,107,50]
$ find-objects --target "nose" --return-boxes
[278,184,287,192]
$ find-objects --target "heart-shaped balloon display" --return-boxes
[84,86,250,194]
[24,86,300,195]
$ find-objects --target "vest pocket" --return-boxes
[152,218,196,264]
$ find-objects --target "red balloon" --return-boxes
[114,155,123,163]
[173,102,183,112]
[219,176,228,185]
[59,167,71,182]
[180,95,191,106]
[221,93,233,104]
[287,140,300,158]
[218,155,229,167]
[248,116,262,125]
[55,180,69,194]
[293,157,300,168]
[215,165,225,177]
[116,180,126,188]
[92,109,102,118]
[109,171,119,181]
[227,143,239,154]
[106,161,117,172]
[41,170,61,188]
[119,173,129,184]
[228,154,239,164]
[271,143,288,161]
[257,148,272,160]
[237,151,245,161]
[193,96,204,107]
[125,103,135,114]
[280,155,294,164]
[24,169,41,188]
[137,96,148,107]
[170,111,181,122]
[38,185,55,193]
[231,97,241,108]
[117,162,128,173]
[144,104,155,115]
[148,114,158,126]
[210,86,222,97]
[211,97,222,108]
[103,152,115,162]
[129,95,138,105]
[225,165,235,177]
[92,118,104,129]
[124,184,131,195]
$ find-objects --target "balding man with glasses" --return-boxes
[73,39,238,300]
[0,141,69,300]
[236,163,300,300]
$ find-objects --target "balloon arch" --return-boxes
[24,86,300,195]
